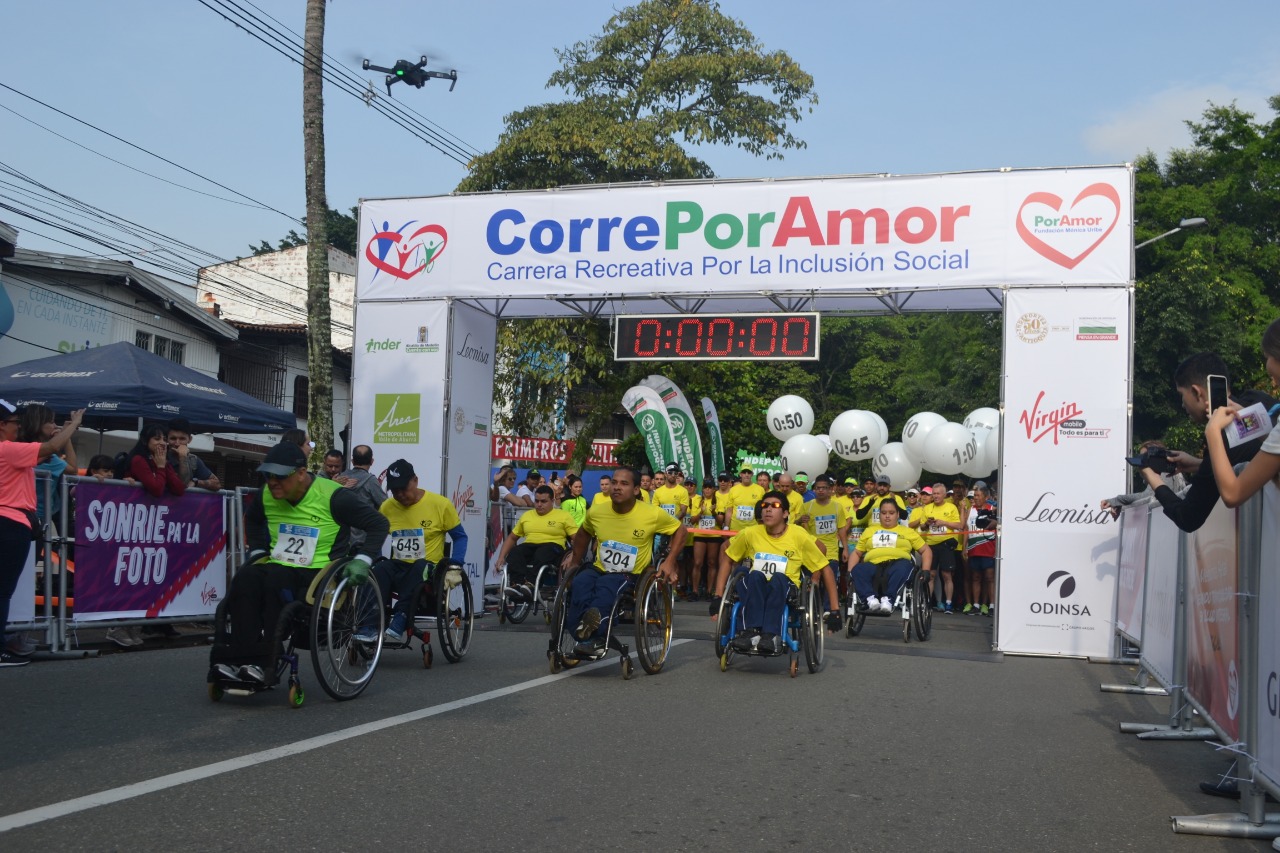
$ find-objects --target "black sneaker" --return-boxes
[575,607,601,641]
[572,638,605,658]
[730,629,759,654]
[758,632,781,655]
[0,649,31,668]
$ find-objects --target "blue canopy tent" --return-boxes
[0,342,296,433]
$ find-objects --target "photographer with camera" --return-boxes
[1103,440,1187,519]
[1136,353,1275,533]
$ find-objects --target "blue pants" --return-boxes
[566,570,632,639]
[371,558,424,620]
[734,569,792,633]
[852,558,913,603]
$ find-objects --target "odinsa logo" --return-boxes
[366,221,448,281]
[1016,182,1121,269]
[373,393,420,444]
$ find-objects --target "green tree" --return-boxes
[464,0,817,471]
[250,206,358,257]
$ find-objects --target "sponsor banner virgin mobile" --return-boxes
[356,166,1132,301]
[997,287,1130,656]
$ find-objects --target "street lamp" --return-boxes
[1135,217,1207,249]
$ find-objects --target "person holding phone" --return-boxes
[1203,319,1280,507]
[1139,353,1276,532]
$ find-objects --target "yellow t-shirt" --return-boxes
[854,523,926,564]
[854,493,907,528]
[653,484,690,520]
[689,494,720,539]
[512,507,579,546]
[591,491,612,509]
[912,502,961,546]
[804,498,847,555]
[583,499,681,574]
[834,494,855,518]
[784,490,805,520]
[727,483,764,531]
[379,491,461,564]
[724,523,827,587]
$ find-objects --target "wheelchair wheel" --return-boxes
[714,591,733,659]
[308,562,383,701]
[436,564,473,663]
[500,566,531,625]
[846,588,865,637]
[803,577,823,673]
[548,564,583,672]
[912,570,933,641]
[634,568,673,675]
[532,564,557,624]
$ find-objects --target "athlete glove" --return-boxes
[343,554,372,586]
[824,610,843,632]
[708,596,722,617]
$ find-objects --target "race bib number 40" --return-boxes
[273,523,319,567]
[600,540,639,573]
[391,528,425,561]
[751,551,786,579]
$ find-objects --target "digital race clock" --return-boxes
[613,313,820,361]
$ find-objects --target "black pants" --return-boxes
[0,517,33,644]
[219,562,316,669]
[507,542,564,585]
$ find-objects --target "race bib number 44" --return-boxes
[600,540,639,573]
[273,523,319,567]
[391,528,425,561]
[871,530,899,550]
[751,551,787,579]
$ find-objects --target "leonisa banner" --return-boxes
[641,375,703,484]
[1185,501,1240,742]
[997,287,1130,657]
[1114,502,1150,643]
[356,166,1133,301]
[622,385,677,473]
[74,483,226,620]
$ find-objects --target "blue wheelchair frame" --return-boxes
[714,564,823,677]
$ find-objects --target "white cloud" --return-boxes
[1083,84,1274,161]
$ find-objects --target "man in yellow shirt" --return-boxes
[496,485,579,603]
[590,474,613,509]
[776,472,807,522]
[716,490,842,654]
[908,482,963,613]
[726,466,764,532]
[804,474,849,570]
[562,466,685,657]
[834,478,856,518]
[846,501,930,614]
[372,459,468,643]
[852,473,907,529]
[653,462,691,521]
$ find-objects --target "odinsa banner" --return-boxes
[1185,501,1239,742]
[356,167,1132,302]
[74,482,227,620]
[997,287,1130,657]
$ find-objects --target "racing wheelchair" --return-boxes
[207,557,384,707]
[845,552,931,643]
[377,558,473,668]
[495,555,562,626]
[546,562,674,679]
[713,565,824,677]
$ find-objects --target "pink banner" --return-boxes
[74,482,227,620]
[491,434,618,467]
[1184,501,1239,741]
[1114,503,1150,641]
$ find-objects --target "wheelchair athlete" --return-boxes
[561,465,684,658]
[714,491,843,654]
[366,458,468,644]
[495,484,577,603]
[845,501,931,614]
[213,441,389,684]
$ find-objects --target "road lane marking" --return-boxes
[0,639,691,834]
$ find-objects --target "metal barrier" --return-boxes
[1103,479,1280,837]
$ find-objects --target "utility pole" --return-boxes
[302,0,333,465]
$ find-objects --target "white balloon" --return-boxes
[923,422,977,475]
[828,410,883,461]
[963,428,995,478]
[982,427,1002,475]
[766,395,815,441]
[963,407,1001,433]
[902,412,946,463]
[871,442,920,492]
[815,434,833,453]
[868,411,889,448]
[779,433,829,478]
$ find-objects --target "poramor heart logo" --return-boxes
[365,221,448,281]
[1016,183,1120,270]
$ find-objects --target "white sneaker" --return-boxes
[864,596,879,612]
[879,598,894,614]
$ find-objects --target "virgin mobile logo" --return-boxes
[1018,391,1082,445]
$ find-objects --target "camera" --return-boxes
[1125,446,1175,476]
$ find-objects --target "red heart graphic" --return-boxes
[1016,183,1120,269]
[365,223,448,280]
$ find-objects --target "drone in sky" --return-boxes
[361,56,457,97]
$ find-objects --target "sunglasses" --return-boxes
[264,470,300,483]
[760,501,785,509]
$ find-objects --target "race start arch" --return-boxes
[351,165,1135,657]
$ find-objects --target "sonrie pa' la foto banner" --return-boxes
[73,482,227,620]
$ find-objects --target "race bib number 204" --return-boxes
[600,540,639,573]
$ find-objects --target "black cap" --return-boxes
[717,471,733,482]
[684,477,697,486]
[702,478,715,488]
[386,459,416,491]
[875,473,891,485]
[258,441,308,477]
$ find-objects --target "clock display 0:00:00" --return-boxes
[614,313,820,361]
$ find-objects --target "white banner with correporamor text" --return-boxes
[357,167,1132,301]
[997,287,1130,656]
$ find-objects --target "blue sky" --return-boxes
[0,0,1276,275]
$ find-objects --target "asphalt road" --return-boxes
[1,602,1269,852]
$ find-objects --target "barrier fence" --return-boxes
[1105,482,1280,838]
